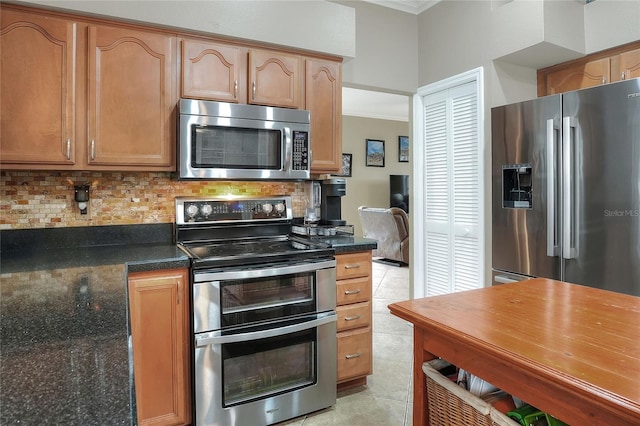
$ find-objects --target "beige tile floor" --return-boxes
[279,260,414,426]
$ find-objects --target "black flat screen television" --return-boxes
[390,174,409,214]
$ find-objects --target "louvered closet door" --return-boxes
[422,81,481,296]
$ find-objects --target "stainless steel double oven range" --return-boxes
[175,196,337,426]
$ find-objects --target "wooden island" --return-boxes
[388,278,640,426]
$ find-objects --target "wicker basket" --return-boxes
[422,361,517,426]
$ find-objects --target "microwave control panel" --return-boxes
[292,131,310,170]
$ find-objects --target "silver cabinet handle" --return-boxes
[252,81,256,100]
[601,77,607,84]
[90,140,95,160]
[234,79,238,98]
[344,264,360,269]
[344,289,361,295]
[344,314,361,321]
[66,139,71,160]
[345,352,362,359]
[621,71,626,80]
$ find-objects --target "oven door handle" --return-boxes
[194,259,336,282]
[195,312,336,347]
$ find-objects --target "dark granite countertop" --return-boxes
[0,224,371,425]
[0,224,188,425]
[318,236,377,253]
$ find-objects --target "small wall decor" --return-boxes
[399,136,409,162]
[366,139,385,167]
[335,153,352,177]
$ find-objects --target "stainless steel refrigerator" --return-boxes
[491,78,640,297]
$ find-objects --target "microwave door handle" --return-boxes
[195,313,337,347]
[283,127,292,172]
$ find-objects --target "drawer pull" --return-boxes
[345,352,362,359]
[344,264,361,269]
[344,289,361,295]
[344,314,361,321]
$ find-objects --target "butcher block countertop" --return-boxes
[388,278,640,426]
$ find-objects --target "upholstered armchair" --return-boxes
[358,206,409,265]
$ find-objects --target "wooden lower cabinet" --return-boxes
[128,268,191,426]
[335,251,373,390]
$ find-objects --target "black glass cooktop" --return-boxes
[180,237,333,269]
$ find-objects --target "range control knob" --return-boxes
[262,203,273,214]
[185,204,199,219]
[274,202,285,214]
[200,204,213,217]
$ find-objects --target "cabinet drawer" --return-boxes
[336,277,371,306]
[336,301,371,332]
[337,326,372,382]
[336,252,371,280]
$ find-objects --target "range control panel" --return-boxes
[175,196,293,224]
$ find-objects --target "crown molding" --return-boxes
[362,0,440,15]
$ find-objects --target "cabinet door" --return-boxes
[181,38,247,103]
[0,9,76,165]
[611,48,640,82]
[249,49,301,108]
[544,57,610,95]
[128,268,191,426]
[306,58,341,173]
[88,25,176,169]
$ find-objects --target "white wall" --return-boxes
[585,0,640,53]
[333,1,419,94]
[13,0,356,58]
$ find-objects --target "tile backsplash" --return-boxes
[0,171,309,230]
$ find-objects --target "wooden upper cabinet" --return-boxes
[0,9,76,165]
[543,57,610,95]
[538,41,640,97]
[87,24,176,169]
[611,47,640,82]
[306,58,342,173]
[249,49,302,109]
[181,38,248,103]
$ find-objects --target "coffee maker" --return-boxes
[320,178,347,226]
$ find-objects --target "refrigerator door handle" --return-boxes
[562,116,577,259]
[546,119,559,257]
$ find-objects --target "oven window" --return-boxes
[221,272,316,327]
[222,328,316,407]
[192,125,282,169]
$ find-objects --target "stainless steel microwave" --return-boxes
[177,99,311,180]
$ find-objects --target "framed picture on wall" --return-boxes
[335,153,353,177]
[399,136,409,162]
[365,139,385,167]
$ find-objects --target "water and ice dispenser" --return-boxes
[502,164,532,209]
